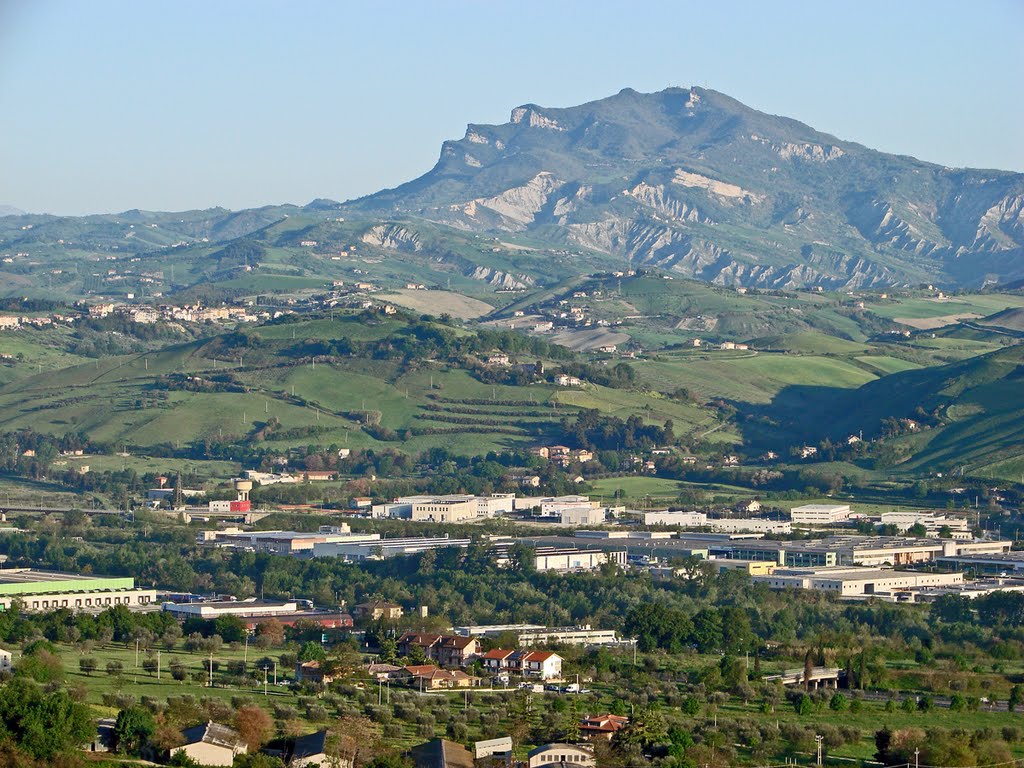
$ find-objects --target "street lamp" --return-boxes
[815,734,823,767]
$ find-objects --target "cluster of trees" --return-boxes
[561,410,675,451]
[875,726,1013,767]
[931,591,1024,627]
[624,602,754,654]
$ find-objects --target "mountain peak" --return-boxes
[346,87,1024,290]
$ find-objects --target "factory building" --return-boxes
[311,536,471,561]
[753,566,964,597]
[789,504,854,525]
[0,569,157,613]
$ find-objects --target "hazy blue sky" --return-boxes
[2,0,1022,215]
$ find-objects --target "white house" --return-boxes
[518,650,563,680]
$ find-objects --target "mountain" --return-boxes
[347,87,1024,290]
[0,205,26,217]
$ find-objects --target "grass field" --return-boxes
[870,293,1024,321]
[634,353,877,404]
[377,289,495,320]
[853,355,924,375]
[588,476,688,504]
[750,332,869,355]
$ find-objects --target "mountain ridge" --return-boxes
[345,86,1024,290]
[2,87,1022,293]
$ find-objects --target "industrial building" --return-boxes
[878,511,971,538]
[789,504,854,525]
[310,535,471,561]
[726,535,1011,567]
[532,547,627,572]
[161,600,353,631]
[641,511,791,534]
[0,569,157,613]
[935,552,1024,575]
[753,565,964,597]
[371,494,514,522]
[643,511,708,527]
[560,506,609,526]
[197,526,380,555]
[707,518,792,534]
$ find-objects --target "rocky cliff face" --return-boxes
[347,87,1024,289]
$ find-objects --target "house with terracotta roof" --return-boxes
[479,648,516,675]
[295,660,335,685]
[397,632,479,667]
[580,713,630,741]
[514,650,562,680]
[365,662,403,680]
[478,648,563,680]
[401,664,480,690]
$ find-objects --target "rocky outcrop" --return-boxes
[469,266,535,290]
[459,172,563,228]
[510,106,565,131]
[361,224,423,252]
[672,169,763,203]
[846,197,946,257]
[624,182,708,223]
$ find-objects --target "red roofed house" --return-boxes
[398,632,479,667]
[513,650,562,680]
[480,649,563,680]
[295,660,335,685]
[402,664,479,690]
[479,648,516,676]
[580,714,630,741]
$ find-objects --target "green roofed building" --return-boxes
[0,569,157,613]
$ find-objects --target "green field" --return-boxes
[854,355,924,374]
[634,352,877,404]
[869,293,1024,321]
[588,476,689,504]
